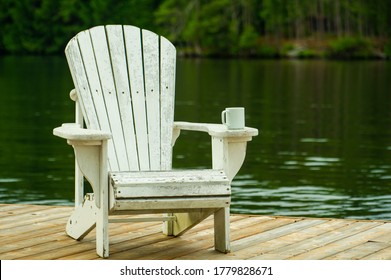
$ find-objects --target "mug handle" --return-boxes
[221,110,227,125]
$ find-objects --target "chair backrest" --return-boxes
[65,25,177,172]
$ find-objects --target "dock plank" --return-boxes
[369,231,391,243]
[362,246,391,260]
[243,219,349,259]
[1,204,390,260]
[324,241,391,260]
[288,222,390,260]
[176,216,301,260]
[250,219,373,260]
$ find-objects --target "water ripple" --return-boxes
[231,180,391,220]
[0,178,22,183]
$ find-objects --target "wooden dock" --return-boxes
[1,204,390,260]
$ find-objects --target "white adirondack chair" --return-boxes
[53,25,258,258]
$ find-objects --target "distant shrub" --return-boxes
[384,40,391,59]
[238,25,259,55]
[297,49,320,58]
[280,43,322,59]
[280,43,295,56]
[327,37,374,59]
[256,44,279,58]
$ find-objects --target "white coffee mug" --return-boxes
[221,107,245,130]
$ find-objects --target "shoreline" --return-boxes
[176,36,390,60]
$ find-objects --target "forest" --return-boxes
[1,0,390,58]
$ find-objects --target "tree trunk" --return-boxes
[335,0,342,37]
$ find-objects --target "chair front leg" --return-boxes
[211,136,251,253]
[69,140,109,258]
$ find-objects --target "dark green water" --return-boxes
[0,56,390,220]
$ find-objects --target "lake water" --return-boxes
[0,56,390,220]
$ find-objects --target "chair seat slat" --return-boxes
[113,197,230,211]
[111,169,230,198]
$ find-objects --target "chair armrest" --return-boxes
[174,121,258,181]
[53,123,110,210]
[53,123,111,141]
[173,121,258,138]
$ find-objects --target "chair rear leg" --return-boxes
[163,213,174,235]
[66,196,96,240]
[166,210,215,236]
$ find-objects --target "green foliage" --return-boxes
[154,0,190,42]
[327,37,374,59]
[239,25,259,55]
[384,40,391,59]
[197,0,237,55]
[154,0,261,57]
[0,0,390,57]
[280,43,295,55]
[297,49,320,59]
[256,44,278,58]
[0,0,159,54]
